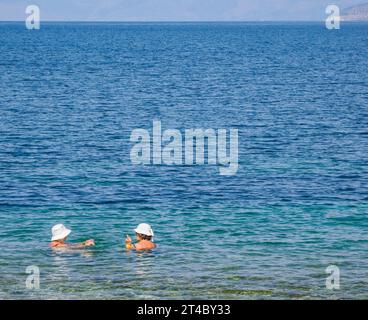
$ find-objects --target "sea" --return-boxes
[0,22,367,299]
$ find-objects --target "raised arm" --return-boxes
[125,235,135,250]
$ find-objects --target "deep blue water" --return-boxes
[0,22,368,299]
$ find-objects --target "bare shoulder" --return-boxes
[135,241,156,251]
[50,241,64,248]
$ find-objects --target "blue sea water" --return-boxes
[0,22,368,299]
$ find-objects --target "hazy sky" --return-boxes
[0,0,365,21]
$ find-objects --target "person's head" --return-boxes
[134,223,154,241]
[51,224,71,242]
[135,233,152,241]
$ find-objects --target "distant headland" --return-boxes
[341,2,368,21]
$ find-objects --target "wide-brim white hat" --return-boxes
[134,223,154,237]
[51,224,71,241]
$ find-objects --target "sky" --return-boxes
[0,0,365,21]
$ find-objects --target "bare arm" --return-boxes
[125,235,135,250]
[65,239,95,249]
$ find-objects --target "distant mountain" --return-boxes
[341,2,368,21]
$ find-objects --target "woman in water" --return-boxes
[125,223,156,250]
[50,224,95,248]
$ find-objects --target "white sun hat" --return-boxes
[51,224,71,241]
[134,223,154,237]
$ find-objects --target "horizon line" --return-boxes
[1,19,367,23]
[0,19,337,23]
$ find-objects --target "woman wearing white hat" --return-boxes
[50,224,95,248]
[125,223,156,250]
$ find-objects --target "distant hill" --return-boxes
[341,2,368,21]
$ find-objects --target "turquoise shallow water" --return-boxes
[0,22,368,299]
